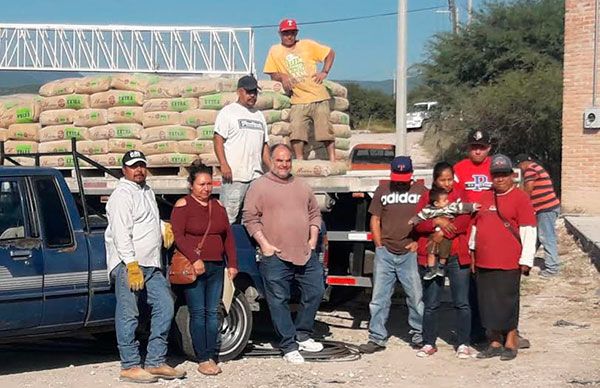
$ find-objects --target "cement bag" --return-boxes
[39,125,89,142]
[261,110,282,124]
[291,160,347,177]
[40,155,89,168]
[332,124,351,138]
[271,92,291,109]
[4,141,38,154]
[111,73,160,92]
[255,93,274,110]
[42,94,90,111]
[324,80,348,98]
[90,153,124,167]
[330,111,350,125]
[107,138,143,153]
[179,77,236,97]
[3,156,35,167]
[335,149,351,160]
[269,122,291,136]
[141,125,196,144]
[198,93,237,110]
[141,141,179,155]
[281,108,291,122]
[74,109,108,126]
[329,97,349,112]
[180,109,219,127]
[196,125,215,140]
[74,75,112,94]
[39,78,77,97]
[335,137,351,151]
[268,135,291,147]
[40,109,76,125]
[145,78,181,99]
[143,98,199,112]
[142,111,181,127]
[91,90,144,109]
[107,107,144,123]
[0,98,41,126]
[38,140,107,155]
[8,123,41,141]
[89,124,143,140]
[258,80,286,94]
[146,153,198,166]
[0,128,6,141]
[177,140,214,155]
[198,153,219,166]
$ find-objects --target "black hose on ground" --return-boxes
[243,340,361,362]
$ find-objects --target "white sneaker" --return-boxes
[456,344,478,359]
[297,338,324,352]
[283,350,305,364]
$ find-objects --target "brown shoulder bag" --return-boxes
[169,200,212,285]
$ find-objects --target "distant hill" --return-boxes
[0,71,84,95]
[336,77,422,96]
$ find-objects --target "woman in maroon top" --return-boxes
[414,162,477,358]
[171,161,238,375]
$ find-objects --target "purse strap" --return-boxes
[194,199,213,256]
[493,190,521,245]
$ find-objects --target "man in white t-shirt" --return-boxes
[214,75,271,223]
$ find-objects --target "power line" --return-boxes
[251,6,444,29]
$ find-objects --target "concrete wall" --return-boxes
[562,0,600,214]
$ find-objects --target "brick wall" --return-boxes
[562,0,600,214]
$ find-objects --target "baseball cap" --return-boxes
[514,153,533,165]
[237,75,261,91]
[122,150,147,167]
[279,18,298,32]
[490,154,513,174]
[467,128,492,146]
[390,156,413,182]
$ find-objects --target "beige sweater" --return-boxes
[243,172,321,265]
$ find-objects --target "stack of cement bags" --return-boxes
[0,94,42,161]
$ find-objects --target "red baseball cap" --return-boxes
[279,19,298,32]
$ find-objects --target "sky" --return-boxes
[0,0,485,81]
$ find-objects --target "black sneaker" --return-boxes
[476,346,504,359]
[500,348,518,361]
[358,341,386,354]
[423,267,437,281]
[434,264,446,278]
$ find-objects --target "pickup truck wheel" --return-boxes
[173,289,253,362]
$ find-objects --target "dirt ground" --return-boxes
[0,219,598,387]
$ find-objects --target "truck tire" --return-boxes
[173,289,253,362]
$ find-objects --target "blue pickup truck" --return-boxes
[0,166,268,361]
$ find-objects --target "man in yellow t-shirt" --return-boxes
[264,18,336,162]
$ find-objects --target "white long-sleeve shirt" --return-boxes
[105,178,163,276]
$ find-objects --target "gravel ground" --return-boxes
[0,219,598,387]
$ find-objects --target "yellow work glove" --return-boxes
[162,222,174,249]
[126,261,144,291]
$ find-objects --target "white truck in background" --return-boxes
[406,101,438,130]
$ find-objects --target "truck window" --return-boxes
[33,177,73,248]
[0,180,26,240]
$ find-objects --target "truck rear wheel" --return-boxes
[173,289,253,362]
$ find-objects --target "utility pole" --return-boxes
[467,0,473,26]
[395,0,407,156]
[448,0,458,34]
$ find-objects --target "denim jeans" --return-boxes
[183,260,224,362]
[259,251,325,354]
[537,208,560,274]
[368,246,424,346]
[112,263,174,369]
[219,181,251,224]
[420,256,471,347]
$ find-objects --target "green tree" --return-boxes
[419,0,564,186]
[343,83,395,130]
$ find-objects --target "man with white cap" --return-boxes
[105,150,185,383]
[264,18,337,162]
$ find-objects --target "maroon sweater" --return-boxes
[171,196,237,268]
